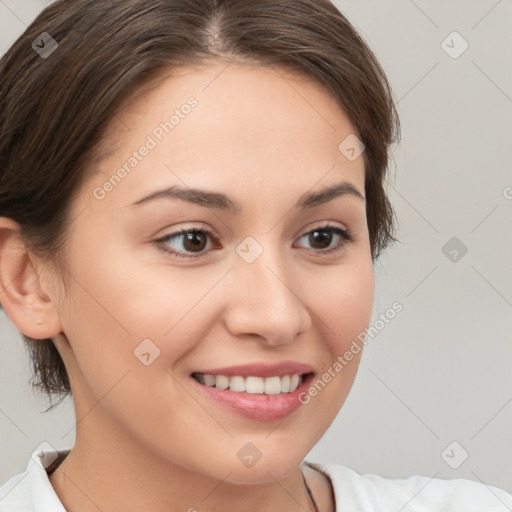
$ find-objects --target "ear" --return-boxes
[0,217,63,339]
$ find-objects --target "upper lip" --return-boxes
[192,361,314,378]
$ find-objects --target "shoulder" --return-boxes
[0,470,32,511]
[307,461,512,511]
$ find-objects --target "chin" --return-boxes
[222,463,299,485]
[225,442,305,484]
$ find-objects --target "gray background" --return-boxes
[1,0,511,493]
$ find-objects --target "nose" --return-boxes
[222,244,312,347]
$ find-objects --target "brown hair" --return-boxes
[0,0,400,409]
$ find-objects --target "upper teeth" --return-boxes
[194,373,303,394]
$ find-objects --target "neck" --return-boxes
[49,405,317,512]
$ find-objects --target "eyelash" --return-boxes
[154,223,354,260]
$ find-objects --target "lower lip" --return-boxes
[190,373,314,421]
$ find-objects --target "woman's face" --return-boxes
[48,61,374,483]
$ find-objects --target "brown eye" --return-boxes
[155,223,353,260]
[156,228,218,259]
[294,224,353,254]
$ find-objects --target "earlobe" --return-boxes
[0,217,62,339]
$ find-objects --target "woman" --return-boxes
[0,0,510,510]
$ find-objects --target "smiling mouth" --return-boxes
[191,372,314,395]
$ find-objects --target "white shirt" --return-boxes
[1,447,511,511]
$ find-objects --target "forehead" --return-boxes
[82,61,365,213]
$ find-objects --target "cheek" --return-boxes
[56,241,195,401]
[314,256,374,355]
[301,257,374,414]
[57,261,204,457]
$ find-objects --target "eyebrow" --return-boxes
[129,181,365,214]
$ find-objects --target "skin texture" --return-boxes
[0,61,374,512]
